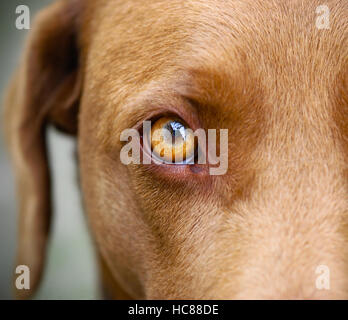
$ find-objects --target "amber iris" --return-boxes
[150,117,195,163]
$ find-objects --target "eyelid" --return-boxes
[135,112,190,136]
[126,94,201,133]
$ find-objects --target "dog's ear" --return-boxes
[4,0,84,299]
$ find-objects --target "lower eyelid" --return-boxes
[142,160,210,181]
[139,138,210,182]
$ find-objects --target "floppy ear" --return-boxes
[4,0,83,299]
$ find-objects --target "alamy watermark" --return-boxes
[15,265,30,290]
[316,5,330,30]
[15,5,30,30]
[315,264,330,290]
[120,121,229,176]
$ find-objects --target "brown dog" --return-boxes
[4,0,348,299]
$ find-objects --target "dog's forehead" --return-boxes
[83,0,347,94]
[81,1,346,114]
[84,1,347,54]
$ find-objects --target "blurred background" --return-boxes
[0,0,99,299]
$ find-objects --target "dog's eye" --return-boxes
[150,117,195,164]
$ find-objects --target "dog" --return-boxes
[4,0,348,299]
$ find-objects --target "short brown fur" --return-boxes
[4,0,348,299]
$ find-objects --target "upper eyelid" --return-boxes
[127,98,200,133]
[134,111,183,132]
[101,79,204,154]
[111,79,203,144]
